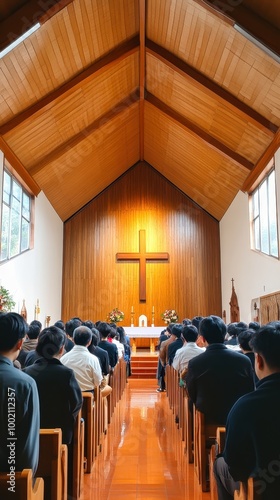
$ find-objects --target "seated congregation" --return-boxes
[163,315,280,499]
[1,310,280,499]
[0,312,129,499]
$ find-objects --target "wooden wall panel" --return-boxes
[260,291,280,324]
[62,162,221,325]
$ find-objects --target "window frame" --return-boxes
[250,163,279,259]
[0,165,34,263]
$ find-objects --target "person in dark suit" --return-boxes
[167,323,184,365]
[24,326,83,445]
[0,313,40,475]
[96,322,118,370]
[88,328,110,376]
[186,315,255,425]
[214,323,280,500]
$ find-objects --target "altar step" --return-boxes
[130,353,159,379]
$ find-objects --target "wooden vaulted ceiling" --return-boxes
[0,0,279,222]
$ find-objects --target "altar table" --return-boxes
[124,326,164,351]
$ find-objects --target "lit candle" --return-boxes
[131,306,134,313]
[152,306,154,313]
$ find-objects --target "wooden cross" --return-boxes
[116,230,169,301]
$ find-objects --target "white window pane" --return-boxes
[10,205,20,257]
[254,218,260,250]
[259,181,269,253]
[22,192,30,220]
[21,218,30,252]
[252,191,259,219]
[0,204,9,261]
[12,179,21,201]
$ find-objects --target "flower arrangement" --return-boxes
[107,307,124,323]
[0,286,16,312]
[161,309,179,324]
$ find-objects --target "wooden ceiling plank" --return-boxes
[146,39,277,135]
[146,92,254,171]
[0,35,139,136]
[193,0,280,58]
[242,129,280,192]
[28,91,140,176]
[139,0,145,161]
[0,136,40,195]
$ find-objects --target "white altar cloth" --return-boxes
[124,326,163,338]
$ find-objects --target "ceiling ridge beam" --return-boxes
[28,90,140,177]
[146,39,277,135]
[146,92,254,171]
[0,35,139,136]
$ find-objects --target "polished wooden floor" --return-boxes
[80,378,211,500]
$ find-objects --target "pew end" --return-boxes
[0,469,44,499]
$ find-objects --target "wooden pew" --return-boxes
[71,410,84,500]
[0,469,44,499]
[36,428,67,500]
[183,391,194,463]
[193,409,221,492]
[234,478,255,500]
[209,427,226,500]
[81,392,94,473]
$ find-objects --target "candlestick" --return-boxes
[131,306,134,313]
[152,306,154,313]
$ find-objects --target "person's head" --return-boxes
[182,318,192,326]
[182,324,198,343]
[36,326,66,359]
[250,324,280,378]
[29,319,42,332]
[0,312,28,357]
[84,320,95,329]
[171,323,183,339]
[89,329,99,347]
[96,322,111,339]
[54,320,65,331]
[65,318,82,338]
[199,315,226,344]
[192,316,204,330]
[117,326,126,344]
[73,326,92,346]
[248,321,260,332]
[27,323,41,340]
[237,321,248,329]
[238,329,255,352]
[166,323,175,334]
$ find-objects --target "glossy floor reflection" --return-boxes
[80,379,211,500]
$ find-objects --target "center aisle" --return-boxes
[80,379,211,500]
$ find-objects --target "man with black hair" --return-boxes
[0,312,40,475]
[186,315,254,424]
[214,323,280,499]
[172,324,205,373]
[24,326,82,445]
[96,322,118,370]
[61,325,102,391]
[167,323,184,366]
[17,320,42,366]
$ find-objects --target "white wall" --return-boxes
[220,148,280,324]
[0,192,63,326]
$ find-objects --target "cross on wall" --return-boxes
[116,230,169,301]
